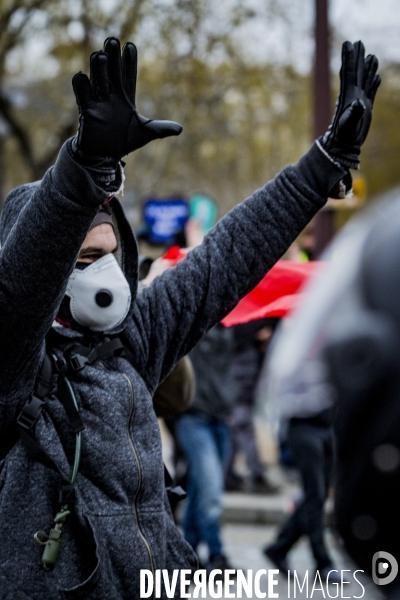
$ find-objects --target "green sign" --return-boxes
[189,194,218,233]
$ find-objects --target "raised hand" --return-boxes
[321,41,380,170]
[72,37,182,161]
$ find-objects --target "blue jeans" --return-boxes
[176,413,231,559]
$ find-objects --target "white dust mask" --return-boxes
[65,254,131,332]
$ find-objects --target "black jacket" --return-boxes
[188,324,237,420]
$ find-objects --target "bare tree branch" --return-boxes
[0,89,37,173]
[36,116,76,177]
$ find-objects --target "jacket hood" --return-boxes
[0,181,139,336]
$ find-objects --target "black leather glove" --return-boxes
[320,41,380,170]
[72,37,182,161]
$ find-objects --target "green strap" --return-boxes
[33,356,82,570]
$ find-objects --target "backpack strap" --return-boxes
[17,351,84,452]
[16,351,70,480]
[16,341,84,570]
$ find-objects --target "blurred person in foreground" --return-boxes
[0,37,379,598]
[264,193,400,598]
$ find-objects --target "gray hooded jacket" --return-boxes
[0,140,346,599]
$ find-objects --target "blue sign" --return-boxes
[143,198,189,244]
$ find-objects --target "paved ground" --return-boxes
[193,523,384,599]
[161,429,386,598]
[221,485,319,526]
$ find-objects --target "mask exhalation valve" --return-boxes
[95,290,113,308]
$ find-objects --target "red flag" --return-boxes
[221,261,322,326]
[162,248,323,326]
[163,246,186,262]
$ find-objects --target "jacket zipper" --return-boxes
[121,372,156,593]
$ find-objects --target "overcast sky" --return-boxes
[233,0,400,72]
[8,0,400,81]
[332,0,400,61]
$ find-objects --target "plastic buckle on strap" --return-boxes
[68,354,89,371]
[17,395,46,430]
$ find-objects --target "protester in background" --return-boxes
[226,318,279,493]
[260,310,339,580]
[263,406,338,581]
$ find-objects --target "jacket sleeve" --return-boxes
[127,143,349,392]
[0,141,113,398]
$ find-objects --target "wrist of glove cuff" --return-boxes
[315,139,353,199]
[319,134,360,171]
[69,138,124,194]
[71,136,120,170]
